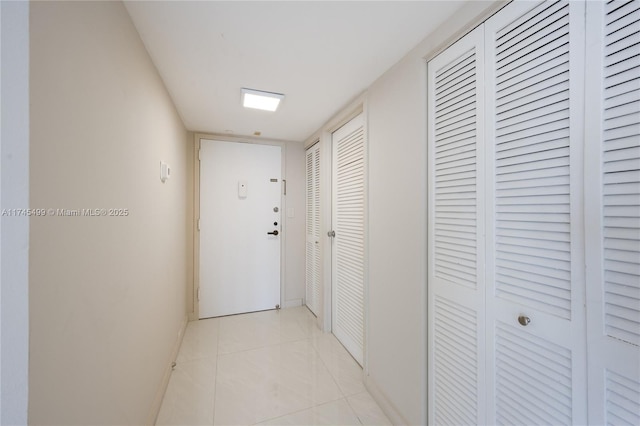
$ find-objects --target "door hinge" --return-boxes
[283,179,287,196]
[197,287,200,301]
[198,148,201,161]
[197,218,200,231]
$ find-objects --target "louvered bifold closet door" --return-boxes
[331,113,365,365]
[484,1,587,424]
[427,26,486,426]
[584,1,640,424]
[306,143,321,316]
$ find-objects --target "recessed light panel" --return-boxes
[241,88,284,112]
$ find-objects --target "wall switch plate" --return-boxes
[160,161,171,183]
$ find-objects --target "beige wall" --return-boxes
[186,131,196,316]
[283,141,306,306]
[29,2,189,424]
[365,2,503,424]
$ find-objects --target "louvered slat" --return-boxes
[493,1,573,320]
[495,321,572,425]
[603,0,640,347]
[606,370,640,425]
[485,1,588,423]
[429,25,484,426]
[434,47,478,291]
[306,149,314,311]
[332,115,365,365]
[584,2,640,421]
[305,144,321,316]
[434,297,478,426]
[307,151,313,233]
[312,147,321,313]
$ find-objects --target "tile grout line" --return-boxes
[249,311,349,425]
[252,396,353,426]
[343,394,366,426]
[211,318,221,426]
[311,332,350,405]
[217,335,307,358]
[216,311,320,357]
[209,308,368,425]
[313,333,363,398]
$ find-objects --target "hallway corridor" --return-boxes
[155,307,391,425]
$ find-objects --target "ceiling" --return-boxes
[124,1,466,142]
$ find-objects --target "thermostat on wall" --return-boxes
[160,161,171,183]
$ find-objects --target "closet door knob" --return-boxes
[518,315,531,326]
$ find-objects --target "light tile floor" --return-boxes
[156,306,392,426]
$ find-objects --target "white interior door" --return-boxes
[429,1,591,424]
[306,143,321,316]
[484,1,587,423]
[585,1,640,423]
[331,113,365,366]
[427,25,486,426]
[199,139,282,319]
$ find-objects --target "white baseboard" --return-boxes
[365,375,411,426]
[146,314,188,425]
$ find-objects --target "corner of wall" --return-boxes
[186,131,196,320]
[364,375,411,426]
[146,313,189,425]
[363,1,505,424]
[0,1,30,424]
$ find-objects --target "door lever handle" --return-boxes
[267,230,279,236]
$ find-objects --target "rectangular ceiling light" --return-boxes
[241,88,284,112]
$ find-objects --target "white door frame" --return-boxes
[191,133,287,321]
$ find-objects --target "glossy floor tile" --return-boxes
[155,357,217,425]
[214,340,343,425]
[156,306,391,425]
[257,399,360,425]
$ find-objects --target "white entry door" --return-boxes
[199,139,282,319]
[331,113,365,366]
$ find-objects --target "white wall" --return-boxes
[0,2,30,424]
[29,2,188,424]
[365,2,502,424]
